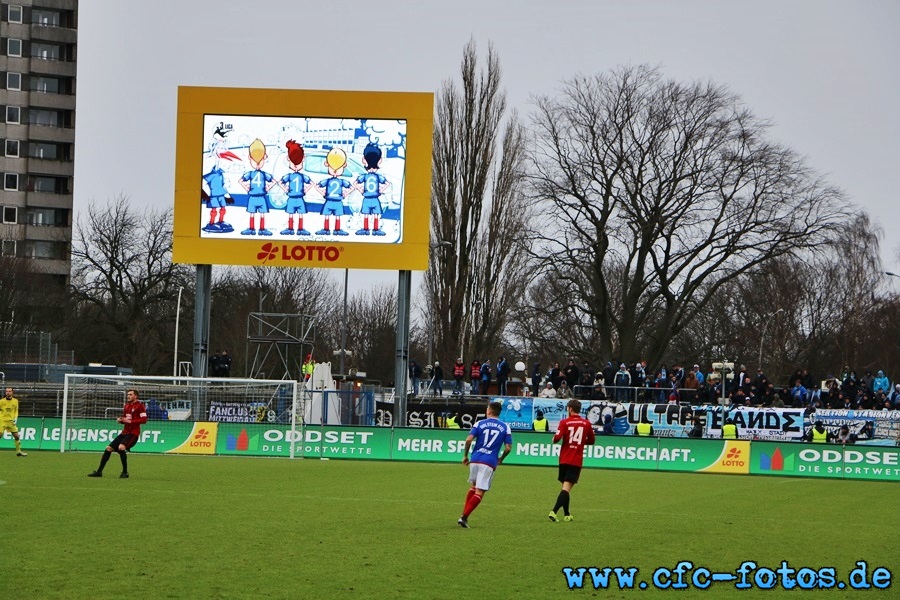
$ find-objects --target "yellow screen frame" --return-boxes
[173,86,433,270]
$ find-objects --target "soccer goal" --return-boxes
[61,374,302,455]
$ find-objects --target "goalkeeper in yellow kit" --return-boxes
[1,387,27,456]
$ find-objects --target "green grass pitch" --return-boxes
[1,452,896,599]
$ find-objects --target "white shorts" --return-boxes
[468,462,496,491]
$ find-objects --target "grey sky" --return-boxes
[74,0,900,291]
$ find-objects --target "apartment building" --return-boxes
[0,0,76,289]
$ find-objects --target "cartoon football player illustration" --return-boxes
[353,142,392,236]
[315,148,352,236]
[208,122,241,163]
[239,138,276,236]
[200,124,238,233]
[278,140,313,236]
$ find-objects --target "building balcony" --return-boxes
[25,224,71,241]
[24,192,72,209]
[28,257,71,276]
[29,24,78,44]
[27,91,76,111]
[25,157,74,177]
[27,125,75,144]
[31,0,79,14]
[27,58,77,78]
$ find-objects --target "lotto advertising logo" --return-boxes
[190,428,212,448]
[257,242,341,265]
[700,441,750,474]
[168,422,219,455]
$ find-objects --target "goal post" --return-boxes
[61,374,302,456]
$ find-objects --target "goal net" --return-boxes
[61,374,302,455]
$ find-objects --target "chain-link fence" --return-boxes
[0,327,76,383]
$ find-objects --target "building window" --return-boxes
[26,207,62,226]
[9,6,24,24]
[5,140,20,157]
[32,43,61,61]
[32,9,60,27]
[29,142,58,160]
[32,76,60,94]
[29,109,58,126]
[1,240,16,257]
[3,173,18,191]
[25,240,60,260]
[3,206,17,224]
[6,72,22,91]
[6,106,20,124]
[7,39,23,58]
[29,175,65,193]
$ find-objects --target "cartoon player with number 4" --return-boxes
[239,139,276,236]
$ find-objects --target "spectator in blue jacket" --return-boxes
[790,380,808,407]
[872,370,891,396]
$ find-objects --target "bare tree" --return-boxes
[525,65,854,366]
[69,200,192,373]
[211,265,336,378]
[426,39,532,365]
[0,255,39,330]
[341,285,397,384]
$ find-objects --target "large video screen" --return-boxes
[200,115,407,242]
[173,88,433,270]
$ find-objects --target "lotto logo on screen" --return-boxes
[257,242,342,265]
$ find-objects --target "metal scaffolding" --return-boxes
[245,312,316,381]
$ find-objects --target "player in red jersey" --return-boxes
[88,389,148,479]
[548,399,595,522]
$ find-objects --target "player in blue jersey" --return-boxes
[315,148,352,236]
[201,123,237,233]
[239,138,276,236]
[352,143,391,236]
[458,400,512,528]
[279,140,313,236]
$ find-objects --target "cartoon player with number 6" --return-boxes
[353,142,392,236]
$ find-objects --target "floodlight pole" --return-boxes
[192,265,212,420]
[173,286,183,377]
[394,270,412,427]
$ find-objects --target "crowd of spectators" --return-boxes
[527,359,900,411]
[414,351,900,413]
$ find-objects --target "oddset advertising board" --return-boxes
[7,418,898,481]
[173,87,434,270]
